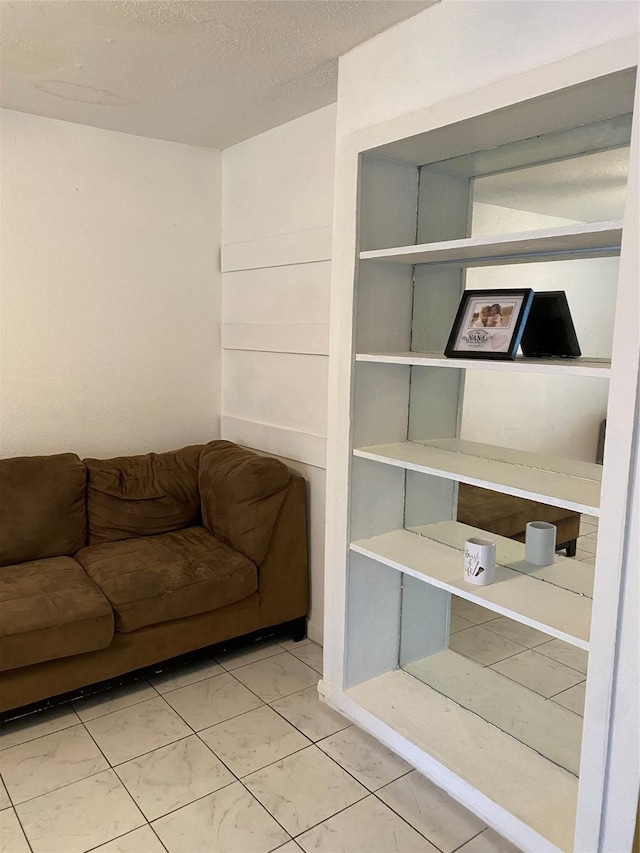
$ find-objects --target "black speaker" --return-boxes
[521,291,581,358]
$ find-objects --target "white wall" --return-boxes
[0,110,222,459]
[221,104,337,643]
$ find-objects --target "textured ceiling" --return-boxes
[0,0,435,148]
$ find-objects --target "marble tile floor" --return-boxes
[0,635,523,853]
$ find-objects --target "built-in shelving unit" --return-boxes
[351,521,592,648]
[404,650,583,776]
[345,669,579,853]
[322,60,639,853]
[356,352,612,377]
[353,438,602,515]
[359,221,622,267]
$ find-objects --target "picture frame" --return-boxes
[444,288,534,360]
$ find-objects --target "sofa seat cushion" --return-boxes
[75,526,257,633]
[0,557,114,672]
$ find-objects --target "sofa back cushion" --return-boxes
[85,445,202,544]
[199,441,291,566]
[0,454,87,567]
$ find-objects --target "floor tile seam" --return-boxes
[167,694,270,733]
[74,681,161,723]
[191,728,248,780]
[2,803,35,853]
[234,735,350,788]
[478,622,549,648]
[139,774,239,824]
[303,739,387,799]
[285,790,384,843]
[458,641,530,669]
[231,741,324,784]
[547,678,587,697]
[110,730,206,773]
[449,826,491,853]
[0,719,112,774]
[234,775,296,846]
[150,667,226,696]
[10,764,128,812]
[144,771,294,847]
[483,658,582,699]
[2,719,113,807]
[153,687,199,734]
[226,658,320,706]
[532,646,588,675]
[371,787,459,853]
[82,820,167,853]
[0,712,82,753]
[213,644,285,672]
[81,695,196,766]
[266,692,351,743]
[547,696,584,718]
[225,647,315,679]
[451,627,528,660]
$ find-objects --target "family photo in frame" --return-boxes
[444,288,535,360]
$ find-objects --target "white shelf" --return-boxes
[359,220,622,267]
[353,438,601,515]
[356,352,612,377]
[346,669,578,852]
[351,521,592,648]
[404,650,583,776]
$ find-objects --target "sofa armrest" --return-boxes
[258,472,309,628]
[198,441,291,566]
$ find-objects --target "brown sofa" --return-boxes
[0,440,308,715]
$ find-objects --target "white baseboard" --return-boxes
[306,619,323,645]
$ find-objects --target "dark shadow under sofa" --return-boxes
[0,440,308,715]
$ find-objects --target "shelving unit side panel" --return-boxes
[358,157,419,252]
[408,365,464,442]
[349,455,406,541]
[399,578,450,666]
[355,262,414,353]
[417,169,471,243]
[404,470,459,528]
[411,266,465,353]
[353,361,410,448]
[345,552,402,688]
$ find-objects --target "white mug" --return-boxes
[464,537,496,585]
[525,521,556,566]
